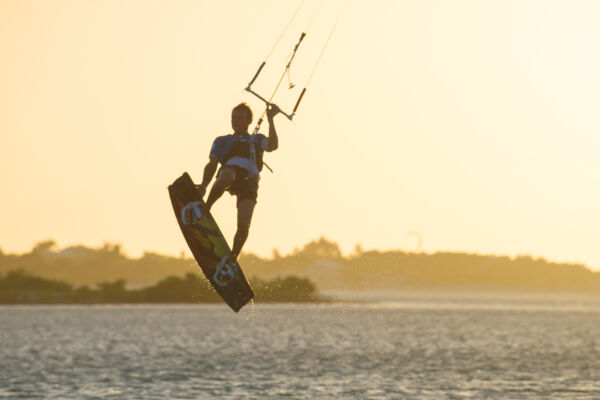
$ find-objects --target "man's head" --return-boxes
[231,103,253,134]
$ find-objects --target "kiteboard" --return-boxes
[168,172,254,312]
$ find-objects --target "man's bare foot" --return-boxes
[226,253,238,266]
[201,203,211,218]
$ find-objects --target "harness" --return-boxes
[222,135,264,172]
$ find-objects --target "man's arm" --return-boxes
[197,155,219,198]
[266,104,280,151]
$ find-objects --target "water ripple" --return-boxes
[1,302,600,399]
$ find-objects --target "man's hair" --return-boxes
[232,103,253,123]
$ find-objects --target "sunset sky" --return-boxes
[1,0,599,269]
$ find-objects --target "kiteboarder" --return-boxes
[196,102,281,265]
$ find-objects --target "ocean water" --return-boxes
[2,297,600,399]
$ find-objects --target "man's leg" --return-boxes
[205,167,236,212]
[229,198,256,263]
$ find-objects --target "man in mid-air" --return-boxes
[196,102,280,264]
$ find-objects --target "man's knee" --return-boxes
[237,199,256,222]
[236,207,254,233]
[236,219,251,235]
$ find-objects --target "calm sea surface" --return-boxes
[2,296,600,399]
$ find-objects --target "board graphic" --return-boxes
[168,172,254,312]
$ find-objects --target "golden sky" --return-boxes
[1,0,599,268]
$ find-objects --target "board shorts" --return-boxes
[218,165,259,207]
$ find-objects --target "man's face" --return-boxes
[231,109,251,133]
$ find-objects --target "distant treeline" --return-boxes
[241,238,600,293]
[1,238,599,293]
[0,270,321,304]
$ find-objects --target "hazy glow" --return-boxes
[1,1,599,268]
